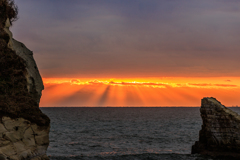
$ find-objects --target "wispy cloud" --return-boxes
[43,78,239,89]
[188,83,237,88]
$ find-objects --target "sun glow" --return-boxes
[40,77,240,107]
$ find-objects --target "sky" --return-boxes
[11,0,240,107]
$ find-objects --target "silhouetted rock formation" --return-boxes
[0,0,50,159]
[12,38,44,104]
[192,97,240,159]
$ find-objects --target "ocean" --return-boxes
[40,107,240,160]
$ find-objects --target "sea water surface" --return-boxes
[40,107,240,160]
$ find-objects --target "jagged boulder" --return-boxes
[192,97,240,159]
[0,0,50,159]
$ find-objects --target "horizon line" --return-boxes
[39,106,239,108]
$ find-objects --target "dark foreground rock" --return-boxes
[0,0,50,159]
[192,97,240,159]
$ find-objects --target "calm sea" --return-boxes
[40,107,240,160]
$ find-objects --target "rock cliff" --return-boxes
[0,0,50,159]
[12,38,44,104]
[192,97,240,159]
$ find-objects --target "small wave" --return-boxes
[68,142,80,145]
[89,144,102,148]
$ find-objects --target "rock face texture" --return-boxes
[4,18,44,104]
[192,97,240,158]
[0,117,50,160]
[12,39,44,104]
[0,1,50,159]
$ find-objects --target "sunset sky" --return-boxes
[12,0,240,107]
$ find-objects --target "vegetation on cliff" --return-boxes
[0,0,49,126]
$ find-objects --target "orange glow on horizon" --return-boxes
[40,77,240,107]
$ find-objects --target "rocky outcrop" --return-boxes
[4,18,44,104]
[12,39,44,104]
[192,97,240,159]
[0,1,50,159]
